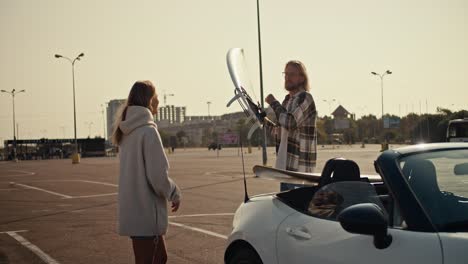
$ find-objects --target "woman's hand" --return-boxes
[171,200,180,212]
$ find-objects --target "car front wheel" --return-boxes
[227,247,262,264]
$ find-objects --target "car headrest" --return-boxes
[319,158,361,187]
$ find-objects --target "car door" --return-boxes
[276,182,443,264]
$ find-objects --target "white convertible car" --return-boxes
[224,143,468,264]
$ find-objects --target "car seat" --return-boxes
[402,159,441,219]
[318,158,361,187]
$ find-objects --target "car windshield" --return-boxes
[399,149,468,231]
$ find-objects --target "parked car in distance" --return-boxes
[208,142,222,150]
[224,143,468,264]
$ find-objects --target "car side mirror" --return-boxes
[337,203,392,249]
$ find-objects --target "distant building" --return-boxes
[331,105,352,119]
[106,98,250,146]
[332,105,353,130]
[106,99,187,140]
[156,105,187,125]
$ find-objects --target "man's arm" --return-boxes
[270,92,316,130]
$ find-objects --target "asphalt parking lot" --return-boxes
[0,144,394,264]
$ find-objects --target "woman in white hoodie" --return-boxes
[112,80,181,264]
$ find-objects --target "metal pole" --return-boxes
[207,101,211,117]
[12,93,16,140]
[12,92,16,160]
[72,61,78,155]
[55,52,83,163]
[102,105,106,140]
[256,0,267,166]
[380,75,384,127]
[2,89,25,161]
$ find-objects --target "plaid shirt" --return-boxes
[267,89,317,172]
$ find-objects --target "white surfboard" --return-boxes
[226,48,269,139]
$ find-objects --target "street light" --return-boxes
[55,52,84,164]
[371,70,392,125]
[323,99,336,115]
[1,89,25,161]
[207,101,212,118]
[371,70,392,148]
[85,121,94,137]
[101,104,107,140]
[163,92,174,106]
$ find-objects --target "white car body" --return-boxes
[224,143,468,264]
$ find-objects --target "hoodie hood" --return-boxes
[119,106,156,135]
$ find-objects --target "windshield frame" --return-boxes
[398,148,468,232]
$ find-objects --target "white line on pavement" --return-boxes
[169,213,234,218]
[0,170,36,177]
[0,230,27,234]
[6,231,61,264]
[69,193,117,199]
[77,180,117,187]
[11,182,73,199]
[169,222,227,240]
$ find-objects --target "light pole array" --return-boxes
[55,52,84,164]
[1,89,25,161]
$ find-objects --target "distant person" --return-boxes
[264,60,318,172]
[169,136,177,153]
[113,80,181,264]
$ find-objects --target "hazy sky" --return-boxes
[1,0,467,140]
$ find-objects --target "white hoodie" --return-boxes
[118,105,181,236]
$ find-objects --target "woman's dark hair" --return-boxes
[112,80,156,145]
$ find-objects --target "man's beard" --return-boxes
[285,81,304,91]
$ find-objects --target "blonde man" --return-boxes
[265,60,317,172]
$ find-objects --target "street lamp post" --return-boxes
[323,99,336,115]
[55,52,84,164]
[256,0,268,166]
[207,101,212,118]
[163,92,174,106]
[371,70,392,148]
[1,89,25,161]
[85,122,94,138]
[101,104,107,140]
[371,70,392,126]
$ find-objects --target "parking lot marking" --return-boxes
[0,230,27,234]
[0,170,36,177]
[6,231,61,264]
[11,182,73,199]
[169,213,234,218]
[69,193,117,199]
[78,180,117,187]
[7,180,118,199]
[169,222,227,240]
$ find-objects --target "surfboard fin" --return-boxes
[226,92,242,107]
[247,122,261,139]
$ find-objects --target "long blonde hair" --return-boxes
[285,60,310,91]
[112,80,156,145]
